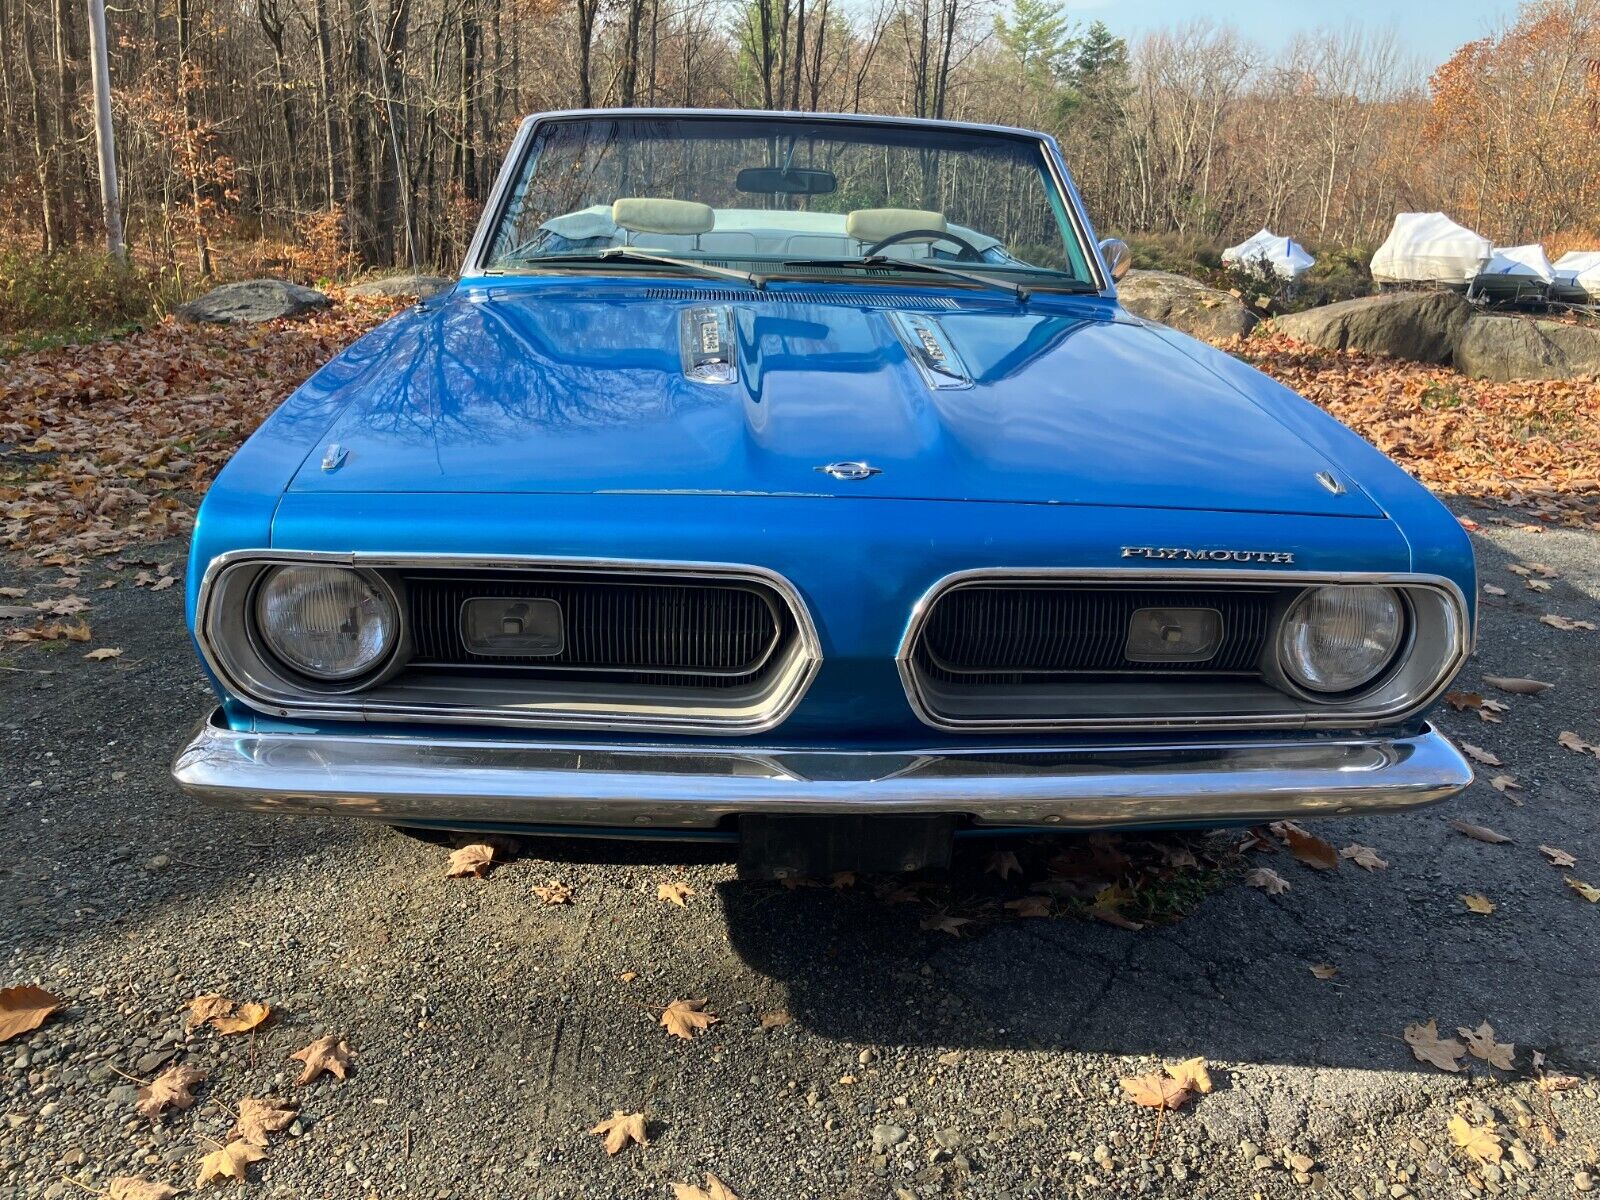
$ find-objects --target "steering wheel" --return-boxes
[865,228,986,263]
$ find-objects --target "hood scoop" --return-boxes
[679,306,738,385]
[888,312,972,390]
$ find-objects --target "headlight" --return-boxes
[1279,585,1405,694]
[254,565,398,681]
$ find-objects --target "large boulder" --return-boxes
[176,279,330,324]
[346,273,452,300]
[1272,289,1469,364]
[1117,270,1259,341]
[1455,314,1600,381]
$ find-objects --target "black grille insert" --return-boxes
[405,572,785,687]
[915,585,1276,682]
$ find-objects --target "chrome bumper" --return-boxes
[172,711,1472,832]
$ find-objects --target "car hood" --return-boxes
[285,285,1383,518]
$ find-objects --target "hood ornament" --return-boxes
[817,461,882,481]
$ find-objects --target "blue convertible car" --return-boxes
[173,109,1475,874]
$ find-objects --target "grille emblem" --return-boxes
[816,461,882,481]
[1121,546,1296,565]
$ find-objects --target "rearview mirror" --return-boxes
[736,166,838,196]
[1098,237,1132,282]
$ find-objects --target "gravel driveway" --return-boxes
[2,502,1598,1200]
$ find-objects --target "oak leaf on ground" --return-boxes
[0,984,60,1043]
[290,1035,353,1084]
[1004,895,1052,918]
[657,881,694,906]
[1489,775,1522,795]
[106,1178,180,1200]
[660,998,719,1040]
[1403,1019,1466,1072]
[196,1140,266,1188]
[672,1172,740,1200]
[1119,1072,1190,1110]
[1540,614,1596,631]
[445,843,496,878]
[985,850,1023,880]
[1340,843,1388,871]
[920,910,974,936]
[1449,1114,1504,1165]
[1458,744,1503,767]
[1457,1021,1515,1070]
[1460,894,1496,915]
[232,1096,298,1147]
[1245,867,1290,895]
[1557,730,1600,757]
[1450,819,1512,845]
[589,1110,648,1155]
[136,1065,207,1120]
[1540,845,1577,867]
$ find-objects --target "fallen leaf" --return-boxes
[1165,1056,1214,1094]
[196,1140,266,1188]
[0,587,23,598]
[657,881,694,906]
[1450,819,1512,845]
[1459,744,1503,767]
[1445,691,1484,711]
[1460,893,1496,915]
[1457,1021,1515,1069]
[1483,584,1507,596]
[672,1172,740,1200]
[0,984,60,1043]
[830,870,856,889]
[1488,775,1522,794]
[1526,578,1551,592]
[1245,867,1291,895]
[1004,895,1052,918]
[1404,1019,1466,1072]
[150,575,176,592]
[136,1065,207,1120]
[1566,877,1600,902]
[84,647,123,660]
[232,1096,297,1147]
[1310,963,1338,980]
[290,1035,353,1084]
[184,994,233,1031]
[618,971,638,983]
[985,849,1023,880]
[1539,845,1576,868]
[445,843,496,878]
[660,998,719,1040]
[920,911,973,936]
[589,1109,648,1155]
[1280,825,1340,870]
[1482,675,1553,695]
[1540,614,1596,631]
[759,1010,791,1030]
[531,880,573,905]
[1119,1071,1191,1110]
[1538,1072,1580,1092]
[1557,730,1600,757]
[1449,1114,1504,1164]
[107,1179,180,1200]
[1340,843,1388,871]
[212,1002,270,1036]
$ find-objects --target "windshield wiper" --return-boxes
[500,247,766,289]
[784,255,1100,301]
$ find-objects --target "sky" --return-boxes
[1079,0,1523,75]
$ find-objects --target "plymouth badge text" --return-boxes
[1121,546,1296,565]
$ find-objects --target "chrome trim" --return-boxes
[895,568,1472,733]
[173,711,1472,830]
[887,311,973,390]
[196,550,823,736]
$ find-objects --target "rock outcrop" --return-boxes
[176,279,330,324]
[346,273,452,300]
[1272,290,1471,365]
[1117,270,1259,341]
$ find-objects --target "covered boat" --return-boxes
[1222,228,1315,280]
[1370,213,1491,286]
[1552,251,1600,304]
[1471,244,1556,304]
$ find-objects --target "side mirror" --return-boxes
[1098,237,1132,282]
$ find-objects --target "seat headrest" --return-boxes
[611,198,715,237]
[845,208,948,245]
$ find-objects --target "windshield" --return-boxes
[481,115,1096,289]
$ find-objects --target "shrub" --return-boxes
[0,247,156,344]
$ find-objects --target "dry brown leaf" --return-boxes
[1445,691,1484,711]
[290,1035,353,1084]
[0,587,23,598]
[1340,843,1388,871]
[136,1065,207,1120]
[1450,819,1512,845]
[0,984,60,1043]
[589,1109,648,1155]
[1457,1021,1515,1070]
[985,849,1023,880]
[618,971,638,983]
[1280,825,1340,870]
[196,1140,266,1188]
[1566,877,1600,902]
[1310,963,1338,980]
[1004,895,1052,918]
[1404,1019,1466,1072]
[1539,845,1577,868]
[212,1002,270,1036]
[107,1178,181,1200]
[1165,1056,1214,1094]
[672,1172,740,1200]
[1459,743,1503,767]
[660,998,719,1040]
[1526,578,1551,592]
[1245,867,1291,895]
[1449,1114,1504,1164]
[1119,1071,1191,1110]
[232,1096,297,1147]
[445,843,496,878]
[1461,893,1496,915]
[1538,1072,1580,1092]
[759,1010,791,1030]
[830,870,856,889]
[1483,584,1507,596]
[531,880,573,905]
[1482,675,1553,695]
[657,881,694,906]
[184,993,233,1031]
[1557,730,1600,757]
[84,646,123,660]
[1489,775,1522,794]
[920,911,974,936]
[1540,614,1596,631]
[150,575,176,592]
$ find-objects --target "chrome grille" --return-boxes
[917,586,1274,680]
[406,573,783,686]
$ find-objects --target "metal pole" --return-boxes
[86,0,125,261]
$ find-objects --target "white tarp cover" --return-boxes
[1370,213,1492,284]
[1554,251,1600,297]
[1482,244,1556,281]
[1221,228,1316,280]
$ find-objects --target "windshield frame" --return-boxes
[463,109,1109,295]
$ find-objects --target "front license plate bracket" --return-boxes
[737,814,956,880]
